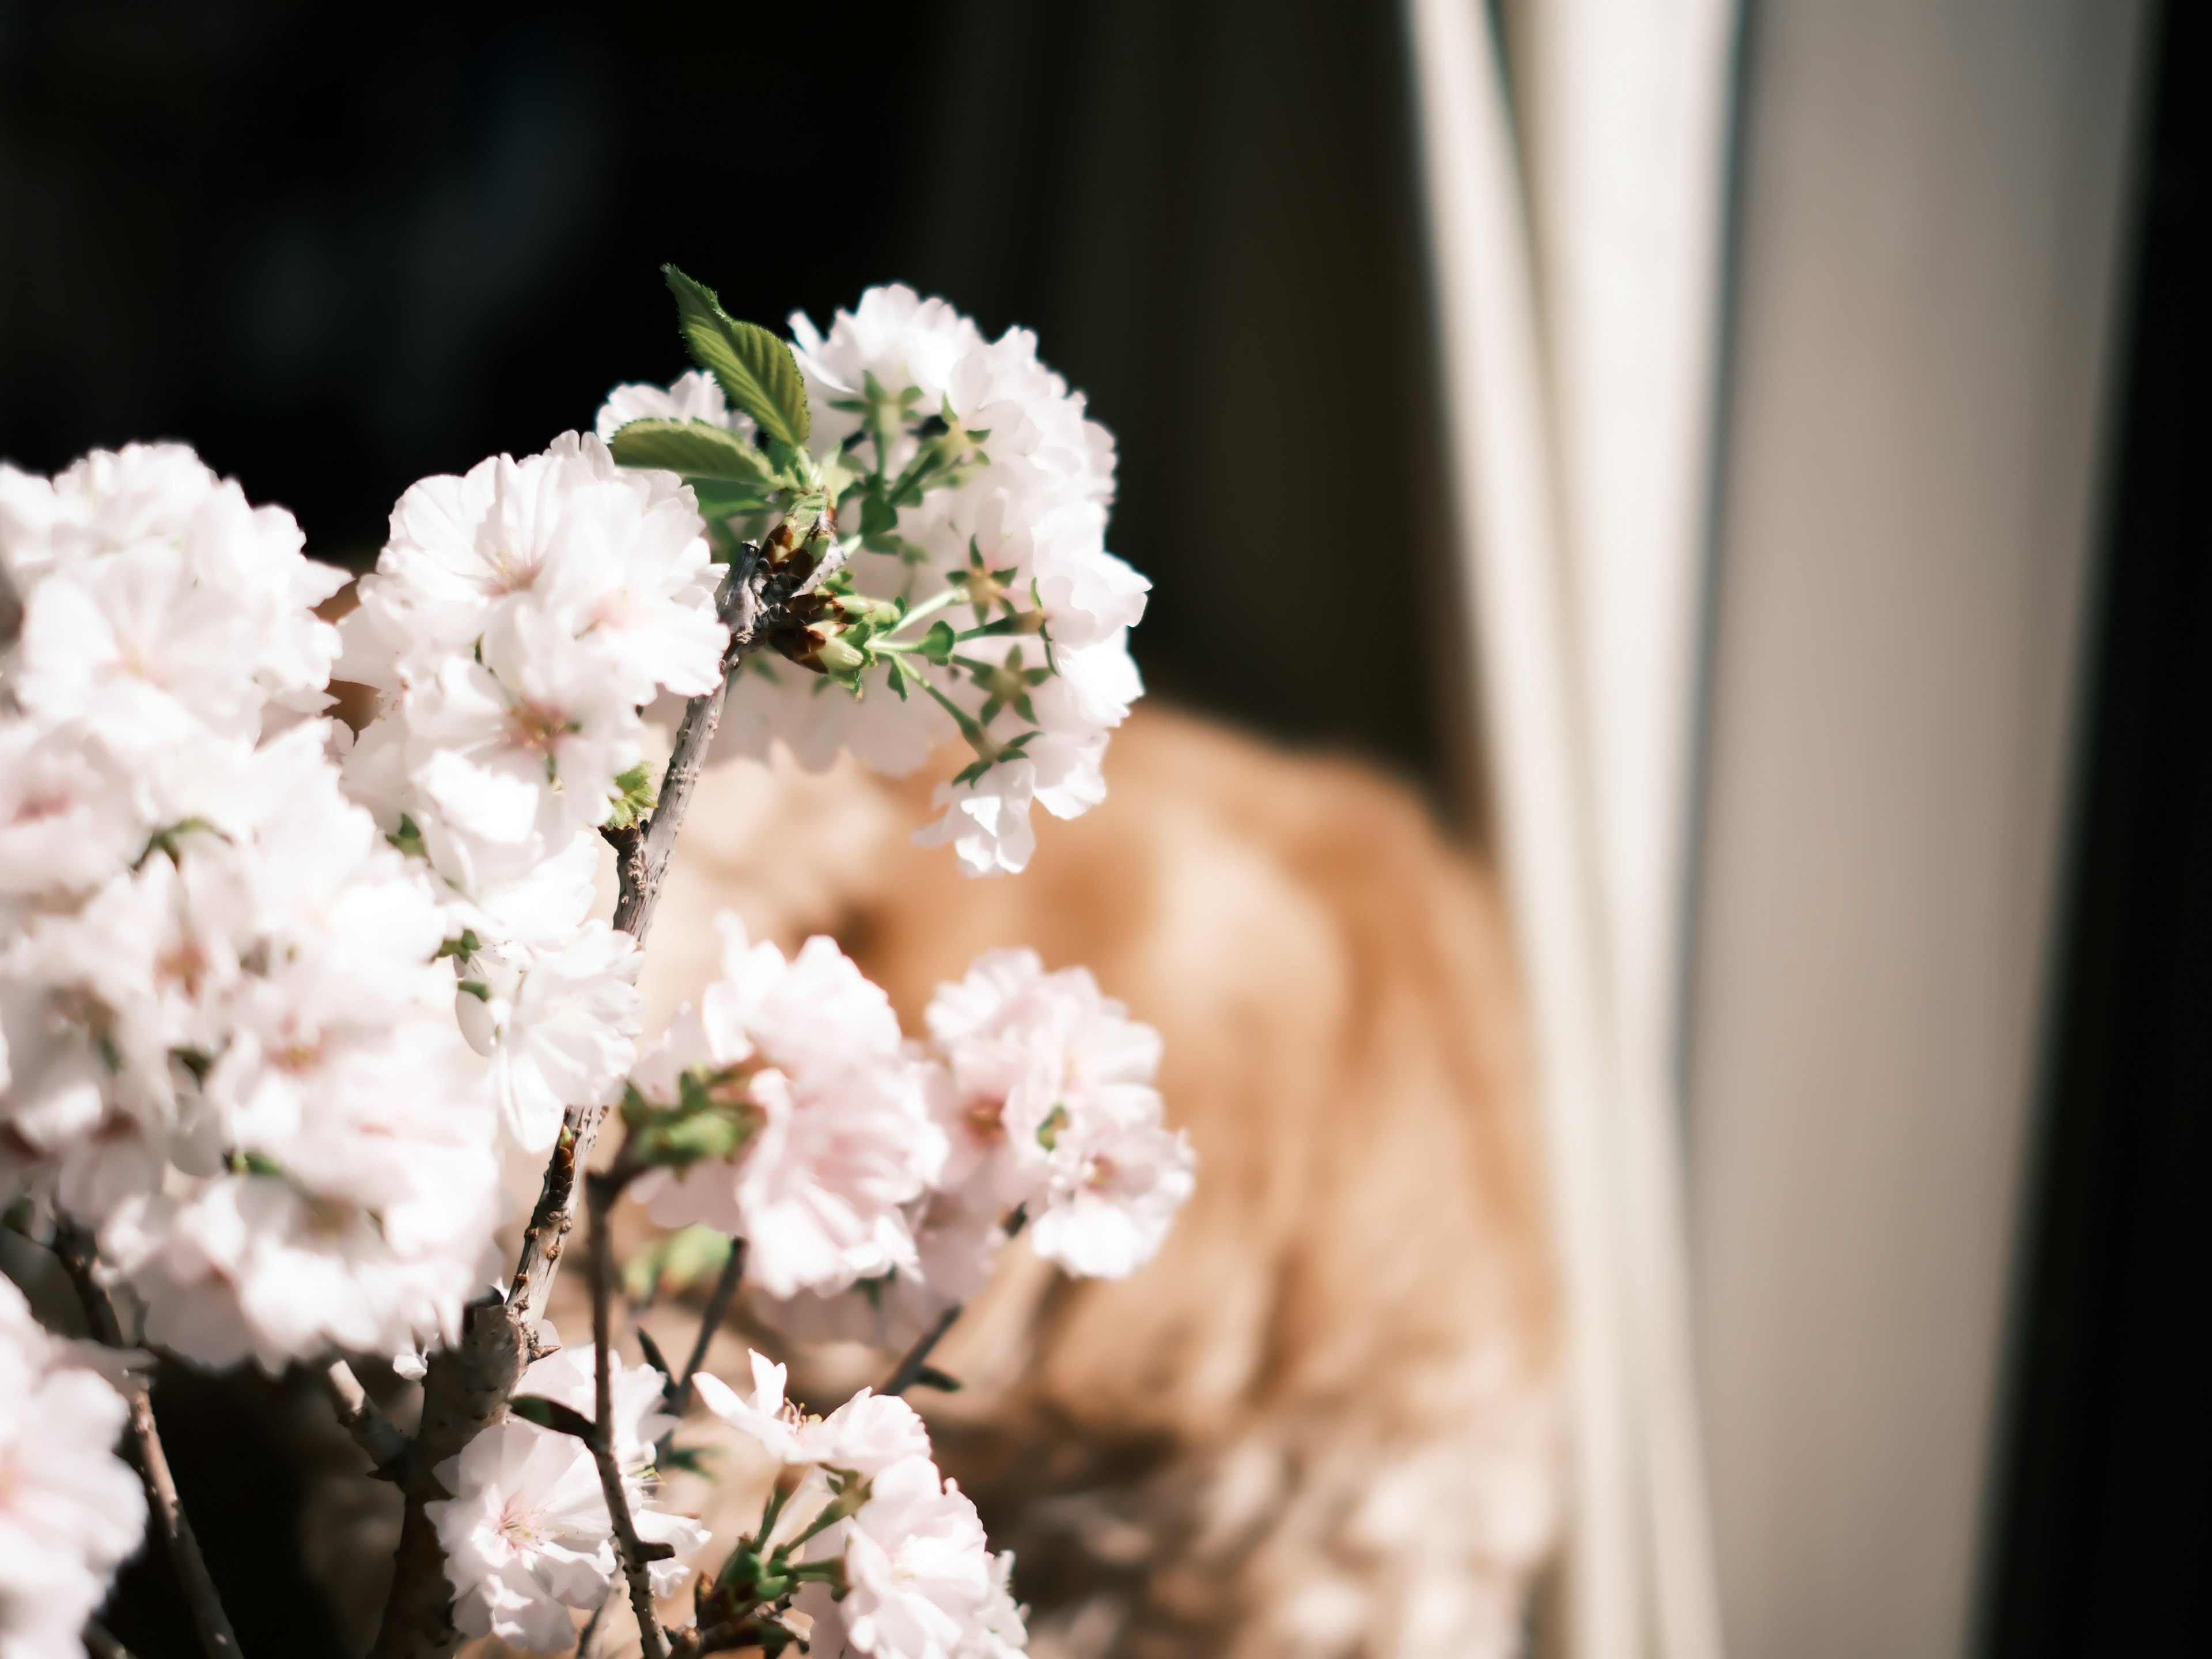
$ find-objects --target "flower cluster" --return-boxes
[336,431,729,1152]
[430,1328,709,1650]
[2,272,1180,1659]
[694,1352,1024,1659]
[622,916,1192,1347]
[0,445,503,1368]
[623,915,946,1301]
[0,1275,145,1659]
[599,282,1149,877]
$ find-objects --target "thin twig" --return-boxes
[126,1387,242,1658]
[589,1168,672,1659]
[878,1207,1024,1397]
[615,546,768,941]
[373,550,789,1659]
[51,1225,241,1659]
[669,1238,747,1415]
[881,1304,964,1397]
[321,1359,410,1475]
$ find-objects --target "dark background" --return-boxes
[1976,1,2212,1655]
[0,0,1461,805]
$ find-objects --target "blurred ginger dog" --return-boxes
[599,703,1562,1659]
[302,702,1559,1659]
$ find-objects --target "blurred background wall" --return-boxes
[1683,2,2143,1656]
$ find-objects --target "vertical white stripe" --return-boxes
[1402,3,1639,1654]
[1406,1,1735,1654]
[1512,3,1734,1657]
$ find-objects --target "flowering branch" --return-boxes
[373,551,794,1659]
[587,1161,674,1659]
[0,275,1181,1659]
[52,1224,241,1659]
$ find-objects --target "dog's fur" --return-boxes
[622,706,1562,1659]
[309,705,1562,1659]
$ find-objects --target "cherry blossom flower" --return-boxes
[694,1351,931,1479]
[332,431,725,1157]
[594,368,753,445]
[603,286,1146,877]
[961,1552,1031,1659]
[431,1417,618,1650]
[0,444,346,743]
[695,1361,1009,1659]
[433,1338,709,1647]
[453,923,643,1153]
[513,1335,710,1597]
[627,917,944,1298]
[336,431,718,703]
[791,1456,995,1659]
[0,447,510,1370]
[0,1275,146,1659]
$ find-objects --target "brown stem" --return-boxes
[615,546,767,941]
[670,1237,748,1415]
[51,1224,241,1659]
[589,1167,672,1659]
[372,551,784,1658]
[881,1303,964,1397]
[369,1294,525,1659]
[321,1359,408,1475]
[878,1207,1021,1397]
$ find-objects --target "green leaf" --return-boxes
[662,264,811,447]
[609,417,779,488]
[623,1224,736,1304]
[1036,1102,1071,1151]
[434,929,480,961]
[605,762,659,832]
[919,621,957,665]
[690,480,772,520]
[509,1396,597,1441]
[662,1442,717,1476]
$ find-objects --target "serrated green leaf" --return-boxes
[609,417,779,489]
[605,762,659,832]
[662,265,811,447]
